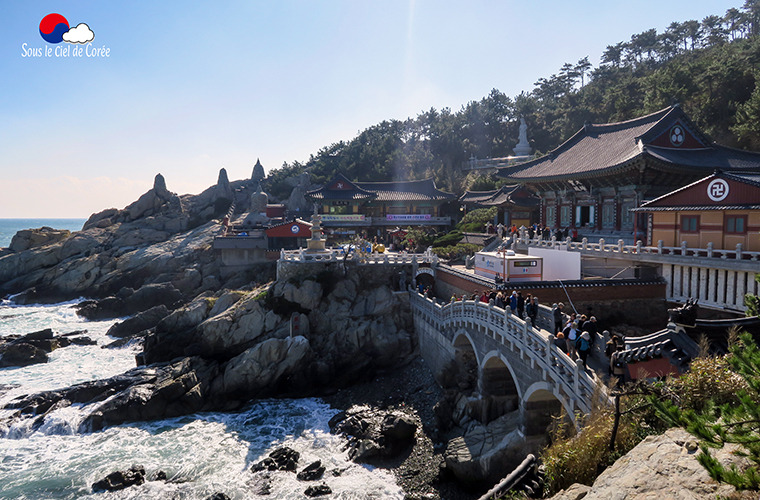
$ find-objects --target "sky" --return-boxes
[0,0,741,218]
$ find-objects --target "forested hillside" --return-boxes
[267,1,760,199]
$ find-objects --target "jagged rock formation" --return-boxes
[0,173,232,303]
[2,266,416,431]
[9,227,72,252]
[251,158,265,183]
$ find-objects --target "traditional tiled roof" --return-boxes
[459,185,539,207]
[634,171,760,212]
[355,179,455,202]
[613,338,689,367]
[306,174,377,201]
[496,105,760,183]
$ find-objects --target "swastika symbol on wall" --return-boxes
[707,179,729,202]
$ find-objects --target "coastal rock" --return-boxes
[9,227,71,252]
[126,173,177,221]
[92,465,146,492]
[251,446,300,472]
[0,342,49,367]
[297,461,326,481]
[205,494,231,500]
[196,292,268,356]
[83,207,120,230]
[208,290,245,317]
[157,294,213,334]
[214,336,311,396]
[444,409,525,484]
[329,406,417,463]
[304,484,332,497]
[553,428,749,499]
[106,305,170,338]
[127,283,184,312]
[273,279,322,311]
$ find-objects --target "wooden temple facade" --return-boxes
[635,172,760,252]
[458,185,540,227]
[495,105,760,244]
[305,174,455,236]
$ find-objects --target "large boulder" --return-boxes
[551,428,749,499]
[9,227,72,252]
[0,342,49,367]
[92,465,145,492]
[273,279,323,311]
[251,446,300,473]
[196,293,269,356]
[444,409,526,484]
[329,406,417,463]
[213,336,311,396]
[106,305,170,338]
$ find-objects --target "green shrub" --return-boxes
[541,396,652,495]
[456,207,497,232]
[432,230,463,247]
[432,243,480,260]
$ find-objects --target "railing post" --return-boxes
[574,358,582,396]
[618,239,624,253]
[681,241,688,256]
[599,238,605,251]
[635,240,642,254]
[565,236,572,248]
[547,334,554,367]
[707,241,713,258]
[582,237,588,250]
[657,240,664,254]
[737,243,743,260]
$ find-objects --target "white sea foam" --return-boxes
[0,301,403,499]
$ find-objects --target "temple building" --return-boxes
[494,105,760,243]
[305,174,455,239]
[459,184,540,227]
[634,171,760,252]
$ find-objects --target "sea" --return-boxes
[0,220,403,499]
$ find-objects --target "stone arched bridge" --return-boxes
[410,292,604,434]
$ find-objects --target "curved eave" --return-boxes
[499,154,647,184]
[633,204,760,212]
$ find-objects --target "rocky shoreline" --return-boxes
[323,357,479,500]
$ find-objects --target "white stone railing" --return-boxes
[515,234,759,312]
[410,291,604,415]
[518,234,760,263]
[279,248,439,265]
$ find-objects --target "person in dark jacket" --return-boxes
[552,302,564,333]
[526,295,538,328]
[516,291,525,319]
[554,331,568,353]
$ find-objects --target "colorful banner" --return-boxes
[320,214,365,222]
[386,214,431,221]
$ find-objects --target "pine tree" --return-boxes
[653,332,760,490]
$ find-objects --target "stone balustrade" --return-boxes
[515,234,759,312]
[279,248,439,265]
[410,291,604,416]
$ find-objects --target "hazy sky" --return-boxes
[1,0,739,217]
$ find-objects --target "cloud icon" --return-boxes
[62,23,94,44]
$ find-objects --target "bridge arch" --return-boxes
[452,330,479,393]
[478,351,522,423]
[523,382,575,436]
